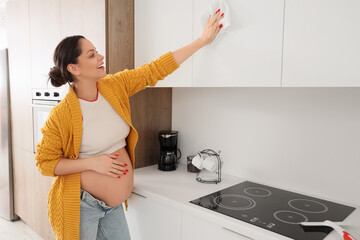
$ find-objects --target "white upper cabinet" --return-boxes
[282,0,360,87]
[135,0,193,87]
[61,0,106,69]
[29,0,105,89]
[193,0,284,87]
[29,0,62,89]
[134,0,284,87]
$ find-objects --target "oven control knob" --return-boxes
[44,92,50,96]
[36,92,41,96]
[54,92,59,97]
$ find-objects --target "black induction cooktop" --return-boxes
[190,181,356,240]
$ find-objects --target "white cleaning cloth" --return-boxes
[201,0,231,46]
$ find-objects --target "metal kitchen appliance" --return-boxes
[190,181,356,240]
[0,48,18,221]
[158,130,181,171]
[32,88,67,153]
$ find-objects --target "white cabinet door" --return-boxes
[29,0,105,89]
[125,192,182,240]
[193,0,284,87]
[282,0,360,87]
[6,0,34,152]
[29,0,62,89]
[61,0,106,68]
[135,0,193,87]
[182,212,253,240]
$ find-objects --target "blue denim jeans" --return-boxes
[80,189,131,240]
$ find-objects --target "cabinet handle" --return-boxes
[131,191,147,198]
[222,227,254,240]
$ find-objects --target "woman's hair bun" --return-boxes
[48,35,85,88]
[48,66,66,87]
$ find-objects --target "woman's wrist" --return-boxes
[195,37,207,49]
[172,38,207,65]
[53,157,94,176]
[86,157,96,171]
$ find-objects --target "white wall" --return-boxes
[0,0,8,48]
[172,87,360,206]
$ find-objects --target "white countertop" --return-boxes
[132,163,360,240]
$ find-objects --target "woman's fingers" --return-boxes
[112,160,128,171]
[210,10,221,25]
[112,163,127,172]
[110,168,125,175]
[215,25,221,35]
[111,164,123,172]
[108,171,120,178]
[213,14,224,29]
[109,154,118,159]
[112,160,124,167]
[109,165,128,177]
[211,9,225,26]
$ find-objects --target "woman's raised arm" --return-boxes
[104,9,224,97]
[172,9,224,65]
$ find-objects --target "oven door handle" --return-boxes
[31,105,53,109]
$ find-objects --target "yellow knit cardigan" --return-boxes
[35,51,179,240]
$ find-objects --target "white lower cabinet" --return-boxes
[126,192,253,240]
[125,192,182,240]
[182,212,253,240]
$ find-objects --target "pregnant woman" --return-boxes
[35,9,224,240]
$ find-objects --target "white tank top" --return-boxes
[77,90,130,159]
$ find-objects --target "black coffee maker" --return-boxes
[158,130,181,171]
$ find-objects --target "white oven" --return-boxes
[31,88,67,154]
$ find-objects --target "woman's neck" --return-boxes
[72,82,98,101]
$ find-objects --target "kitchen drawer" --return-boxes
[182,211,254,240]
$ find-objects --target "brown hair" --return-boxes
[48,35,85,87]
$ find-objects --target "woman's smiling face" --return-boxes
[68,38,106,81]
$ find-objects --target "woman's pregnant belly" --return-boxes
[80,147,133,207]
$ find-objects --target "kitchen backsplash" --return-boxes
[172,87,360,206]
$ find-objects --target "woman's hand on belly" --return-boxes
[80,170,134,207]
[88,153,128,178]
[80,147,133,207]
[111,147,133,169]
